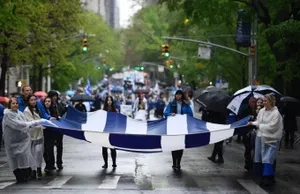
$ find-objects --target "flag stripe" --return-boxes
[41,107,251,153]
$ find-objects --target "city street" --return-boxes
[1,132,300,194]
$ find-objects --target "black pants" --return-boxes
[156,109,164,118]
[44,129,63,169]
[102,147,117,165]
[211,141,224,159]
[171,150,183,167]
[285,130,295,147]
[243,133,253,170]
[13,168,31,183]
[0,128,2,151]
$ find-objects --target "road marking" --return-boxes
[152,176,169,190]
[98,175,121,189]
[237,179,268,194]
[0,163,7,168]
[43,176,72,189]
[0,181,15,189]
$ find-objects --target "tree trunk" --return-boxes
[0,44,9,96]
[38,64,43,91]
[32,63,37,91]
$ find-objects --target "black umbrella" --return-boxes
[70,94,94,102]
[195,86,230,113]
[280,96,300,116]
[281,96,300,103]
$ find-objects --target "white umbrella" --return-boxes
[227,85,281,115]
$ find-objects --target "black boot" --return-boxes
[207,156,216,162]
[31,170,37,180]
[37,168,43,178]
[13,169,26,183]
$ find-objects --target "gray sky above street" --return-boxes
[119,0,142,28]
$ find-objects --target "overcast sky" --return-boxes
[119,0,142,28]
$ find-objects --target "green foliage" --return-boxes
[0,0,122,93]
[159,0,300,98]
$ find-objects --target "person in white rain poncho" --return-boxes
[248,93,283,187]
[2,98,46,183]
[23,94,45,179]
[133,93,148,121]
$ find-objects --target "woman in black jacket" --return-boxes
[102,96,117,168]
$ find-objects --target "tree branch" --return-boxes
[233,0,253,6]
[257,0,271,25]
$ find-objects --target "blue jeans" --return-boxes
[254,136,280,176]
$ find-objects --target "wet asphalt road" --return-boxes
[1,135,300,194]
[1,112,300,193]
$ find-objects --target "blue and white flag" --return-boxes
[42,107,250,153]
[85,76,91,95]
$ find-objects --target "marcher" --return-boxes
[114,93,123,112]
[248,93,283,186]
[186,90,195,115]
[102,96,117,168]
[44,91,67,172]
[282,102,297,149]
[74,101,87,112]
[133,93,148,121]
[23,95,45,178]
[204,110,227,163]
[2,98,45,183]
[17,85,50,119]
[155,93,166,119]
[239,97,257,171]
[0,103,4,151]
[164,90,193,172]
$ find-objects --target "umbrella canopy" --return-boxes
[280,96,300,116]
[281,96,300,104]
[34,91,48,97]
[111,86,122,93]
[0,96,9,103]
[70,94,94,102]
[66,90,75,96]
[195,86,230,113]
[227,85,282,115]
[134,88,150,94]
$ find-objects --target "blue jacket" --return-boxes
[0,103,4,120]
[155,99,166,110]
[17,95,50,120]
[164,100,193,117]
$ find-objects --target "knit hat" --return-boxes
[48,90,59,98]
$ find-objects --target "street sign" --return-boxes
[197,46,211,60]
[158,66,164,72]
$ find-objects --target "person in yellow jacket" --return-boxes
[23,94,45,179]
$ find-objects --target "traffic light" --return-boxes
[82,38,88,52]
[166,60,174,69]
[134,66,144,71]
[250,44,256,56]
[161,44,170,58]
[109,68,113,71]
[97,66,101,70]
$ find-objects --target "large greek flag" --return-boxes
[42,107,250,153]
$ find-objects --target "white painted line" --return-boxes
[0,163,7,168]
[237,179,268,194]
[0,181,15,189]
[152,176,169,190]
[43,176,72,189]
[98,175,121,189]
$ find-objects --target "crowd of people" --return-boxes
[0,84,298,188]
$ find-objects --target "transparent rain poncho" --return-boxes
[2,109,36,170]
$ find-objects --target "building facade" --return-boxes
[82,0,119,29]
